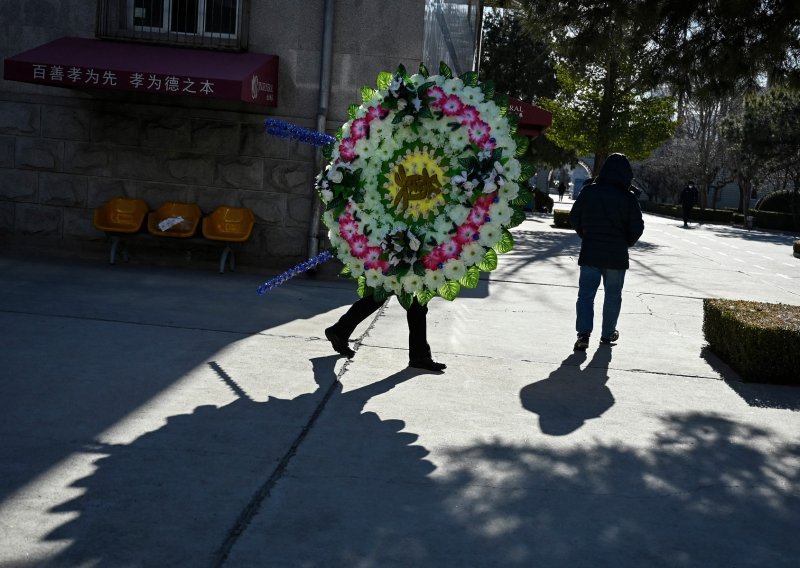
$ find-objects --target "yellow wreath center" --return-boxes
[384,147,448,221]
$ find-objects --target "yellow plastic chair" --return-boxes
[202,206,255,273]
[147,202,202,238]
[93,197,149,264]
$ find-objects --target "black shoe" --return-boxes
[573,334,590,351]
[409,358,447,372]
[325,327,355,358]
[600,330,619,344]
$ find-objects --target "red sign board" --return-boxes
[508,97,553,138]
[3,37,278,106]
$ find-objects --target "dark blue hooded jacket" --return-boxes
[568,153,644,269]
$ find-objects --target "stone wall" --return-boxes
[0,0,428,267]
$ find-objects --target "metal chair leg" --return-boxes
[110,235,120,264]
[219,245,232,274]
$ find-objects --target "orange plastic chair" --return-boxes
[147,202,202,238]
[202,206,255,273]
[93,197,148,234]
[93,197,149,264]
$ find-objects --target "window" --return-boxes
[98,0,248,51]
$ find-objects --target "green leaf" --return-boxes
[418,62,429,78]
[356,276,367,298]
[512,189,533,208]
[373,286,391,303]
[348,104,359,120]
[392,111,408,125]
[335,127,343,141]
[416,288,436,305]
[417,106,434,120]
[519,160,536,181]
[480,80,495,100]
[322,143,333,161]
[339,264,352,277]
[396,64,409,79]
[361,86,375,104]
[459,266,481,288]
[416,81,436,95]
[507,208,527,228]
[437,280,461,301]
[460,71,479,86]
[493,229,515,254]
[398,292,414,310]
[514,135,530,157]
[376,71,393,90]
[476,249,498,271]
[439,61,453,79]
[413,262,426,277]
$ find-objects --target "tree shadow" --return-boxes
[519,348,614,435]
[701,347,800,411]
[700,223,800,244]
[39,357,435,567]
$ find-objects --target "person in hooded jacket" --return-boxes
[568,153,644,351]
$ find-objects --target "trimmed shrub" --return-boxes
[697,208,735,223]
[553,208,571,228]
[640,201,734,223]
[756,189,795,213]
[755,211,796,230]
[703,299,800,385]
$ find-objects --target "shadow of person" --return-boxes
[519,348,615,435]
[40,356,443,567]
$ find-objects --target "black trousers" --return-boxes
[682,204,693,224]
[329,296,430,360]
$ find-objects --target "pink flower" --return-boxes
[423,247,445,270]
[441,239,462,260]
[364,247,383,268]
[441,95,465,117]
[339,138,357,162]
[427,86,446,108]
[366,105,389,122]
[349,235,370,257]
[475,195,495,209]
[469,206,489,225]
[480,138,497,153]
[469,120,491,145]
[456,223,480,244]
[459,105,480,125]
[339,220,358,240]
[350,118,369,140]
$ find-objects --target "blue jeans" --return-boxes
[576,265,626,338]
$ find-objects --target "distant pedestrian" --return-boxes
[568,153,644,351]
[557,181,566,202]
[679,181,699,227]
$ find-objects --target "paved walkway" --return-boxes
[1,213,799,567]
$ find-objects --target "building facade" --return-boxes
[0,0,441,268]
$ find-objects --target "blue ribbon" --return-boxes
[256,250,335,295]
[264,119,336,147]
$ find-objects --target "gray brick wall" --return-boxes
[0,0,430,266]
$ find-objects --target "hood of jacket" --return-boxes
[597,153,633,190]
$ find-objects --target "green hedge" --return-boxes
[553,208,571,228]
[703,299,800,385]
[733,211,796,230]
[640,201,734,223]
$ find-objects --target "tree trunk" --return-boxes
[592,57,618,176]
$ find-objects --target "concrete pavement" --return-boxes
[1,212,799,567]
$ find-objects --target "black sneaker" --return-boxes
[573,334,590,351]
[600,330,619,344]
[409,358,447,372]
[325,327,355,358]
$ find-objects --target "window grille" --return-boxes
[97,0,249,51]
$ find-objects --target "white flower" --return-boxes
[424,269,446,290]
[490,202,513,225]
[443,259,467,281]
[499,181,520,200]
[327,167,343,184]
[461,242,485,264]
[402,115,414,126]
[448,204,470,225]
[320,189,333,202]
[397,98,408,111]
[407,230,421,251]
[385,274,403,294]
[365,269,384,288]
[478,221,502,247]
[494,161,504,174]
[401,273,423,294]
[483,180,498,193]
[350,258,366,278]
[412,96,422,112]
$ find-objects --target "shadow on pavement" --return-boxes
[519,348,614,435]
[701,347,800,411]
[700,224,799,244]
